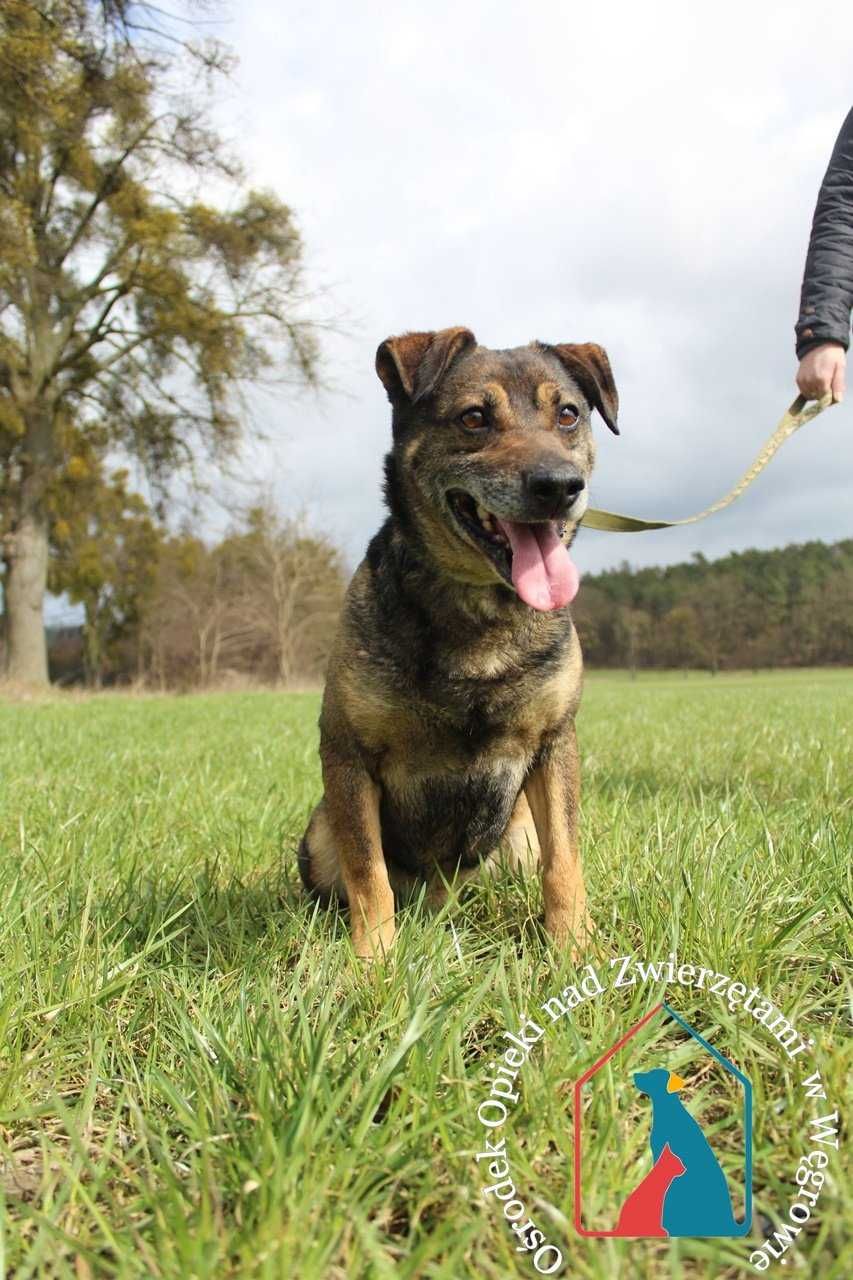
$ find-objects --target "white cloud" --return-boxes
[215,0,853,576]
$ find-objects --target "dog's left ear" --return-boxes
[542,341,620,435]
[376,327,476,405]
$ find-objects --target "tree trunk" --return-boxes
[4,410,53,686]
[0,568,7,668]
[83,597,103,689]
[4,500,49,686]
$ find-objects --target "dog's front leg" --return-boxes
[321,748,396,960]
[524,721,591,952]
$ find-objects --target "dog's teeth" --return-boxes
[476,504,489,520]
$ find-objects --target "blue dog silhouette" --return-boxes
[633,1067,739,1236]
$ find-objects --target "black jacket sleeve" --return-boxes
[796,107,853,358]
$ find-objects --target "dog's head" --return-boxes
[633,1068,684,1098]
[376,327,619,612]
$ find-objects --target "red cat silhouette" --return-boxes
[615,1143,686,1237]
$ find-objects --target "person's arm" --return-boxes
[795,107,853,401]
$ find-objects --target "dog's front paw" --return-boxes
[351,916,397,962]
[545,907,594,957]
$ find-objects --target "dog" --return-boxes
[298,327,619,958]
[633,1068,740,1236]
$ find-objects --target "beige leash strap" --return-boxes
[580,393,835,532]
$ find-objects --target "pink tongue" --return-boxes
[496,519,580,612]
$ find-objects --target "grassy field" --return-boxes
[0,670,850,1279]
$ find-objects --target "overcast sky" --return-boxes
[222,0,853,575]
[51,1,853,623]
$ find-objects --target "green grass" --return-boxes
[0,670,850,1279]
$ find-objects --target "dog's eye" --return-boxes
[460,408,485,430]
[559,404,580,429]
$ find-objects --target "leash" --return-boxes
[580,393,835,532]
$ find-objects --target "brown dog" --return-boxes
[298,328,619,957]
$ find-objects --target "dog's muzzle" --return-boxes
[521,465,586,520]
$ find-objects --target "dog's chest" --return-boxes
[345,618,579,765]
[342,669,541,873]
[338,612,581,871]
[363,672,563,874]
[378,756,525,873]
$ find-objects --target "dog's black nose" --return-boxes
[522,466,585,513]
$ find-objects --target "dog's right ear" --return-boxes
[376,327,476,405]
[543,341,620,435]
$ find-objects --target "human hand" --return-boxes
[796,343,846,403]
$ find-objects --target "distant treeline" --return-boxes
[572,539,853,671]
[19,532,853,687]
[36,497,347,689]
